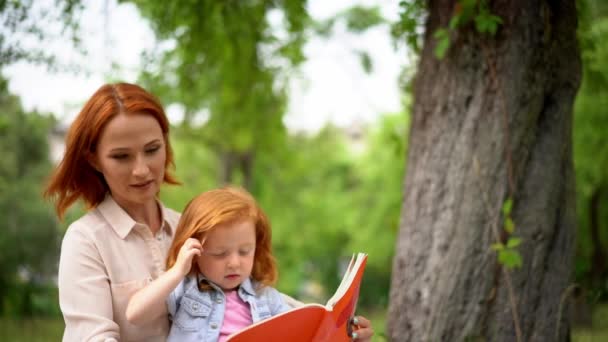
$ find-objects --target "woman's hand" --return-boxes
[174,238,203,277]
[350,315,374,341]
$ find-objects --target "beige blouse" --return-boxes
[57,195,180,342]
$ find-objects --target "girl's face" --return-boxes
[196,220,256,291]
[93,112,166,209]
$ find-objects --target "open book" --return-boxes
[227,253,368,342]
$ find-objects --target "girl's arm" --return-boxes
[126,238,203,326]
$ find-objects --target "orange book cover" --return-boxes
[226,253,368,342]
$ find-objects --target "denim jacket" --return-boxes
[166,274,290,342]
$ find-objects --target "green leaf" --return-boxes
[434,29,450,59]
[506,237,522,248]
[491,243,504,251]
[474,13,503,35]
[504,217,515,234]
[502,198,513,216]
[449,14,461,30]
[433,28,448,39]
[498,249,523,269]
[357,51,373,74]
[342,6,385,33]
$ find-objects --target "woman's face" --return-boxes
[93,112,166,207]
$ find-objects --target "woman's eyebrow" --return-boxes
[144,139,162,146]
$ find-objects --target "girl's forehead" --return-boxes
[202,220,256,245]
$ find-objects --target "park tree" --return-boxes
[573,0,608,301]
[124,0,384,190]
[388,1,581,341]
[0,77,61,316]
[123,0,309,189]
[0,0,81,68]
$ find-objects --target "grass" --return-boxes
[572,304,608,342]
[0,317,64,342]
[0,304,606,341]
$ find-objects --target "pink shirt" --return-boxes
[218,290,253,341]
[58,195,180,342]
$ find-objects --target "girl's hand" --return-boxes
[174,238,203,276]
[350,315,374,341]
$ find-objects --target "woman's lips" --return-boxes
[131,180,153,188]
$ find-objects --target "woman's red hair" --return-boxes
[166,187,278,289]
[44,82,179,219]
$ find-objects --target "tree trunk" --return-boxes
[219,150,254,190]
[387,1,580,341]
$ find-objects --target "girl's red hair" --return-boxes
[44,83,179,219]
[166,187,278,289]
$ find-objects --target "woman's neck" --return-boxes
[113,195,162,234]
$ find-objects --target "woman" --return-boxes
[45,83,374,341]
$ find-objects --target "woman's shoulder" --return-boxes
[160,203,181,230]
[64,209,106,238]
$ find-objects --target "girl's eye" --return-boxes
[212,252,228,258]
[239,249,253,256]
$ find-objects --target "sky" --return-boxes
[3,0,406,133]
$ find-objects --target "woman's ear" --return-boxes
[86,152,101,172]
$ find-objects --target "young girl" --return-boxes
[126,186,290,341]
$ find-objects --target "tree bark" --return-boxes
[387,1,580,341]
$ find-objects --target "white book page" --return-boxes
[325,253,366,309]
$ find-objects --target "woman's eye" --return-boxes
[111,154,128,160]
[145,146,161,154]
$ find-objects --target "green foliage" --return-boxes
[573,0,608,299]
[0,0,82,67]
[246,111,408,308]
[340,5,385,33]
[433,28,450,59]
[474,10,502,35]
[0,77,60,316]
[130,0,304,154]
[430,0,503,60]
[491,197,523,270]
[391,0,426,53]
[357,51,373,73]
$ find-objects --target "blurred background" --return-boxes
[0,0,606,340]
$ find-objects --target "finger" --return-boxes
[352,327,373,341]
[353,315,371,328]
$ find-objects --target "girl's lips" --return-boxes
[225,274,240,279]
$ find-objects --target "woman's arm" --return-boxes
[126,237,202,325]
[58,227,119,341]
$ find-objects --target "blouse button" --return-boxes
[215,298,222,304]
[192,302,200,312]
[210,322,218,329]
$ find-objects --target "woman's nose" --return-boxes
[132,154,150,177]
